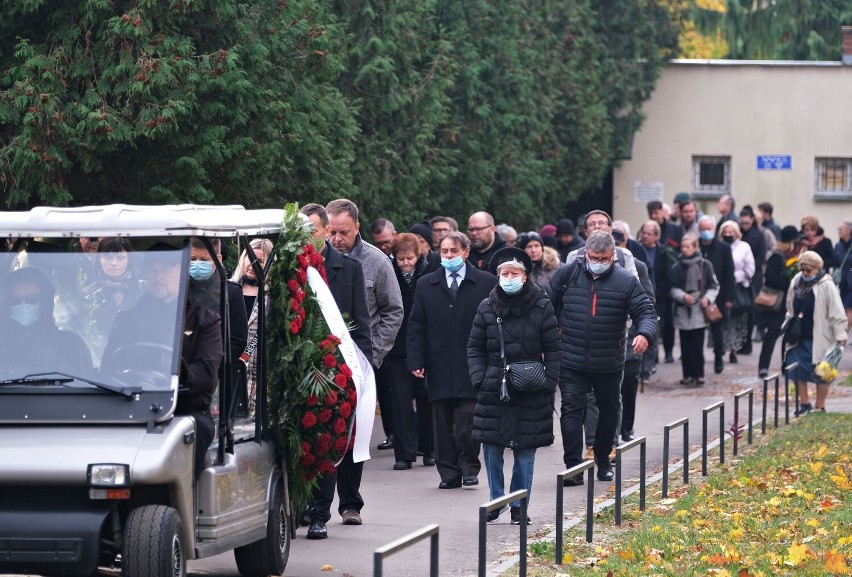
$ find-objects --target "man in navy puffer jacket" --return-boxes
[549,231,657,484]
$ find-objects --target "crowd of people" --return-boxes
[6,195,848,538]
[333,193,849,530]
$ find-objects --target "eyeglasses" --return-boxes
[586,220,610,229]
[586,253,614,264]
[468,226,492,234]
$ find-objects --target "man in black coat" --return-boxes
[299,203,374,539]
[102,244,223,481]
[699,215,736,374]
[407,231,497,489]
[639,220,677,364]
[549,231,657,485]
[738,206,766,354]
[467,211,506,270]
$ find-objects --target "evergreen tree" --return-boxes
[0,0,356,208]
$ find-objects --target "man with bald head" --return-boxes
[467,211,506,270]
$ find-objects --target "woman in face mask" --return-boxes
[784,251,847,415]
[1,266,93,380]
[719,221,755,364]
[467,247,561,525]
[670,234,719,386]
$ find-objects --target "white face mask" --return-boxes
[587,260,612,276]
[10,303,40,326]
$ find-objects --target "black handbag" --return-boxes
[733,283,753,313]
[782,312,803,347]
[497,317,548,402]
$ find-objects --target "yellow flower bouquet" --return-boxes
[815,343,843,384]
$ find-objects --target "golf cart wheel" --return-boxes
[234,481,290,577]
[122,505,185,577]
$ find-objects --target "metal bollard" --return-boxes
[479,489,528,577]
[662,418,689,498]
[614,436,646,525]
[702,401,725,476]
[374,523,439,577]
[785,362,800,416]
[556,462,595,561]
[732,388,754,456]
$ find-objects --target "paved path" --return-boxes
[189,340,852,577]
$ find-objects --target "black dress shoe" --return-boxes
[621,431,635,442]
[422,454,436,466]
[438,478,462,489]
[462,475,479,487]
[376,435,394,450]
[596,463,614,482]
[393,460,412,470]
[664,353,675,363]
[714,356,724,374]
[306,519,327,540]
[563,473,584,487]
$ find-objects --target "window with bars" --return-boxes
[815,158,852,196]
[692,156,730,197]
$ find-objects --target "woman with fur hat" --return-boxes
[519,232,562,290]
[467,247,561,525]
[784,251,847,415]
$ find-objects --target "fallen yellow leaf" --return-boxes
[786,542,810,566]
[811,461,824,474]
[816,445,830,458]
[320,565,334,571]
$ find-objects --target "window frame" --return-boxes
[814,157,852,200]
[691,155,731,199]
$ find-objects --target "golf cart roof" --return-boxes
[1,204,286,239]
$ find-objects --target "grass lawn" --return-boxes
[520,413,852,576]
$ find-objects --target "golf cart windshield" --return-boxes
[0,241,184,395]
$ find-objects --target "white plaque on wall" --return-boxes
[634,181,664,204]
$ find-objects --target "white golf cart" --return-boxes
[0,205,290,577]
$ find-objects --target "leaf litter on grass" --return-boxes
[520,414,852,576]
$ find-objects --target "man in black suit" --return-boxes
[407,231,497,489]
[299,203,373,540]
[699,215,736,374]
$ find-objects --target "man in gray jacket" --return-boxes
[326,199,403,524]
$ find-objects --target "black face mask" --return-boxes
[722,236,735,244]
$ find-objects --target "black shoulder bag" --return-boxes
[497,317,548,403]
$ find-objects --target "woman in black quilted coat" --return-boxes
[467,247,561,525]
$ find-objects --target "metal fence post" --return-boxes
[614,436,647,525]
[374,524,439,577]
[702,401,725,476]
[785,362,800,417]
[662,418,688,498]
[556,461,595,563]
[478,489,528,577]
[733,389,753,456]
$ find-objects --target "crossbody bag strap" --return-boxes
[496,317,511,403]
[496,317,506,365]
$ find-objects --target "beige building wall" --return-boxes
[613,60,852,236]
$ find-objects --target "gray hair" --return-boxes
[495,224,517,241]
[585,230,615,254]
[612,219,630,237]
[440,231,470,251]
[496,258,526,274]
[698,215,717,228]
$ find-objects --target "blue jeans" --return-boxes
[482,444,536,508]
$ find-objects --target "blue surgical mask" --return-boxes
[441,256,464,273]
[699,230,715,242]
[189,260,216,281]
[802,273,817,283]
[499,276,524,295]
[587,260,612,276]
[11,303,40,326]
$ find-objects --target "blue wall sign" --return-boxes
[757,155,791,170]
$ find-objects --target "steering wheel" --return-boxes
[108,342,174,389]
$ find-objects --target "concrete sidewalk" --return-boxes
[188,339,852,577]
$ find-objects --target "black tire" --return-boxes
[122,505,185,577]
[234,482,290,577]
